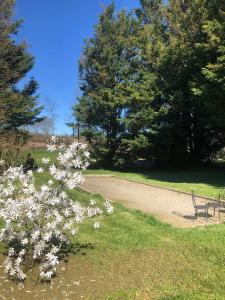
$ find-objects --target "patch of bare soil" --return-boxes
[0,244,197,300]
[82,176,223,228]
[25,142,47,149]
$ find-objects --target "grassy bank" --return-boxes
[1,154,225,299]
[75,191,225,299]
[2,184,225,299]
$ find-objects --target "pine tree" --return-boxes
[135,0,225,165]
[75,3,138,166]
[0,0,43,145]
[74,0,225,167]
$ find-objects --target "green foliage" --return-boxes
[74,4,140,166]
[86,165,225,199]
[74,0,225,167]
[151,0,225,165]
[23,152,37,172]
[0,0,43,142]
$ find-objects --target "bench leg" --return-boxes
[195,209,197,218]
[205,208,208,225]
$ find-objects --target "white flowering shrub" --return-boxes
[0,137,113,281]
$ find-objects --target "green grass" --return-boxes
[30,148,225,198]
[24,148,58,165]
[31,169,225,299]
[86,167,225,199]
[13,148,225,299]
[40,185,225,299]
[71,190,225,299]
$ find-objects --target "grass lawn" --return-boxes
[69,190,225,299]
[5,148,223,299]
[30,148,225,199]
[85,167,225,199]
[2,178,225,299]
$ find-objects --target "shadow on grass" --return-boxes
[61,242,94,258]
[110,163,225,190]
[0,240,95,284]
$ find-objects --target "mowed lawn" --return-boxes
[31,148,225,199]
[86,167,225,199]
[5,148,223,299]
[3,175,225,299]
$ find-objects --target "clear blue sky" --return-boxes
[15,0,140,135]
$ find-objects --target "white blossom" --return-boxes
[0,136,113,282]
[8,248,15,257]
[46,253,59,267]
[71,228,78,236]
[47,144,57,152]
[90,199,96,206]
[93,222,101,229]
[40,270,54,280]
[21,238,29,246]
[42,158,50,164]
[48,179,54,186]
[0,159,5,166]
[105,200,114,214]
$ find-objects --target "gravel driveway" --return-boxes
[82,175,223,227]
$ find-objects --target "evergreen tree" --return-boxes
[74,0,225,167]
[75,3,138,166]
[121,0,167,165]
[135,0,225,165]
[0,0,43,144]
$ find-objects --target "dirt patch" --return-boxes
[82,175,224,228]
[0,245,199,300]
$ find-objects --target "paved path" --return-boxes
[82,175,224,228]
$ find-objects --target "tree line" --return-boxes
[74,0,225,168]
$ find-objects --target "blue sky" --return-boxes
[15,0,140,135]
